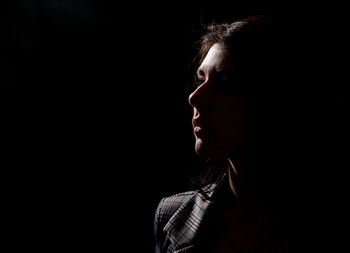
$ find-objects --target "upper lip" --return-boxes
[192,117,207,128]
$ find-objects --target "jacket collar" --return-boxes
[163,175,226,252]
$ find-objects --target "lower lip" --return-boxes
[194,126,208,138]
[194,126,202,133]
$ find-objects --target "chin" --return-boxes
[195,141,225,159]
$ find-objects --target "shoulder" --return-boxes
[153,190,200,252]
[154,191,197,228]
[154,181,221,227]
[153,184,222,252]
[155,173,226,220]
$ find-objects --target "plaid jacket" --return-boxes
[154,175,286,253]
[153,180,223,253]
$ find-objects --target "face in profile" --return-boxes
[189,43,248,159]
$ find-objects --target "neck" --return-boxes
[227,158,259,209]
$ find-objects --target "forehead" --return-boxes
[198,43,234,73]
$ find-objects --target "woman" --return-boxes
[154,15,285,253]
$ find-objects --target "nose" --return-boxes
[188,82,211,110]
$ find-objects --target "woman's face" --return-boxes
[189,43,248,159]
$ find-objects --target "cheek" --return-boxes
[215,105,247,145]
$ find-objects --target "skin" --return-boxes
[188,43,249,199]
[189,43,248,160]
[188,43,278,253]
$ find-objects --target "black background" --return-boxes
[2,0,349,252]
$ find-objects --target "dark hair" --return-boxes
[190,14,278,189]
[194,14,275,90]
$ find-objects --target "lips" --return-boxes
[192,118,211,138]
[194,126,202,133]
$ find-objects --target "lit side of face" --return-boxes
[188,43,247,159]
